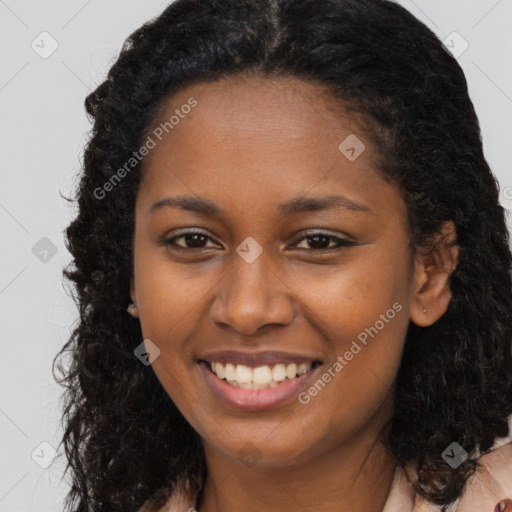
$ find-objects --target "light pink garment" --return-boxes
[138,421,512,512]
[381,440,512,512]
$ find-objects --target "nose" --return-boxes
[209,252,295,336]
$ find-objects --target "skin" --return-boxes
[129,75,458,512]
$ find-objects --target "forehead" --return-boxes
[137,75,403,220]
[147,74,367,154]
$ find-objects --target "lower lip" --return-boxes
[198,362,320,411]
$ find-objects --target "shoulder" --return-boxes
[456,418,512,512]
[388,420,512,512]
[136,427,512,512]
[138,446,512,512]
[455,441,512,512]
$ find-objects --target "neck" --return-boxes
[197,427,397,512]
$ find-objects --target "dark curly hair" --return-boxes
[53,0,512,510]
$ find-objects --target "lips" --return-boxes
[197,350,323,411]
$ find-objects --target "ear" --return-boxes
[410,221,459,327]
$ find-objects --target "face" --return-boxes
[130,75,416,468]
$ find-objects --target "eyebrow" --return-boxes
[147,194,370,217]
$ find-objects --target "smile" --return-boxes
[208,361,322,389]
[198,357,323,411]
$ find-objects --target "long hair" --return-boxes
[53,0,512,510]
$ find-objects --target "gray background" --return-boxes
[1,1,511,510]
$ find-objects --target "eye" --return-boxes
[162,230,219,250]
[161,229,356,253]
[289,232,356,252]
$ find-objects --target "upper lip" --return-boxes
[197,350,323,367]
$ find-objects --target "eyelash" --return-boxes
[162,230,356,253]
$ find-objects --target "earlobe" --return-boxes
[410,221,459,328]
[129,276,136,304]
[128,277,139,318]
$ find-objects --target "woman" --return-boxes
[53,0,512,511]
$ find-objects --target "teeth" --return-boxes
[209,361,315,388]
[253,366,273,384]
[286,363,297,379]
[297,363,309,376]
[214,362,225,379]
[235,364,253,384]
[225,363,236,381]
[272,364,287,382]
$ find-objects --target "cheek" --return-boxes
[288,292,408,455]
[286,247,410,421]
[132,240,214,408]
[288,245,410,343]
[133,237,215,342]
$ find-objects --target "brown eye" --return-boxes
[290,232,356,252]
[163,230,218,249]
